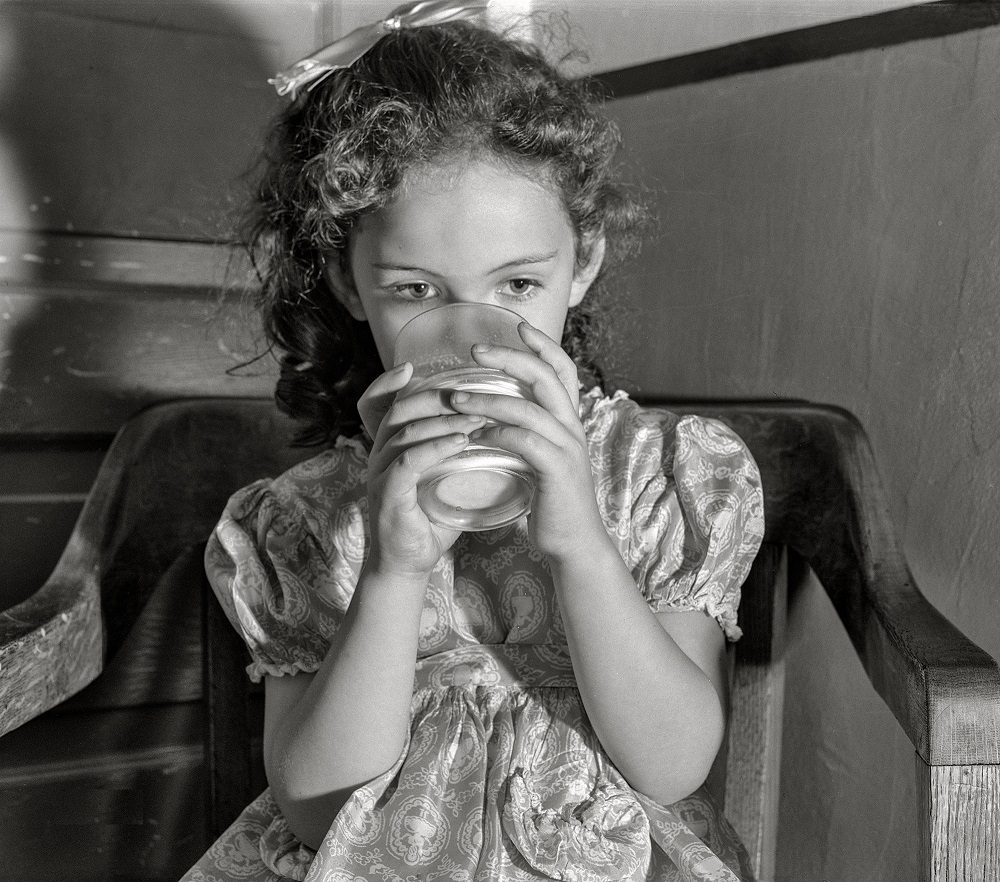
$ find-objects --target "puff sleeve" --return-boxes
[588,394,764,641]
[203,439,370,681]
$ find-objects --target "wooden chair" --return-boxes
[1,396,997,881]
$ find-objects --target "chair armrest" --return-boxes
[1,399,195,736]
[1,396,296,738]
[0,411,138,735]
[0,531,104,737]
[691,402,1000,766]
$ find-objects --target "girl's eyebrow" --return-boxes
[371,251,560,275]
[487,251,559,274]
[371,262,432,273]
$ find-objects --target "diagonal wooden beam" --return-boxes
[590,1,1000,99]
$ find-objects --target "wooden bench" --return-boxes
[1,396,997,881]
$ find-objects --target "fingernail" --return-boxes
[452,391,470,403]
[472,343,491,353]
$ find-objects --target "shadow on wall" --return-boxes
[0,0,279,435]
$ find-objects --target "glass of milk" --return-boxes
[393,303,536,531]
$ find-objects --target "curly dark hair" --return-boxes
[245,19,647,446]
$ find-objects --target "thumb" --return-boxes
[358,362,413,439]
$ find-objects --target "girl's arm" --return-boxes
[453,326,731,804]
[262,565,429,851]
[264,367,483,850]
[547,541,729,805]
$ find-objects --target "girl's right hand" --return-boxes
[358,363,485,580]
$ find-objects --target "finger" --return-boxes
[380,432,472,497]
[517,321,580,410]
[358,362,413,439]
[449,389,576,447]
[371,412,487,473]
[461,421,565,477]
[470,339,579,420]
[373,387,464,453]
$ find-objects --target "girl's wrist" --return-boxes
[543,517,620,575]
[358,554,434,594]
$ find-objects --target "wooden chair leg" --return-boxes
[916,756,1000,882]
[725,545,788,882]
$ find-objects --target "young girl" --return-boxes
[184,6,764,881]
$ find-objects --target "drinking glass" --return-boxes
[393,303,536,530]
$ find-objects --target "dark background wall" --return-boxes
[2,2,997,881]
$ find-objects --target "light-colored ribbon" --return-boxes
[269,0,491,98]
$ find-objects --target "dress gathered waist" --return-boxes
[412,642,578,691]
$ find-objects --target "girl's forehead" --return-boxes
[402,151,551,190]
[397,156,561,210]
[359,158,574,261]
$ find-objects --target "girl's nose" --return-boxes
[445,290,489,306]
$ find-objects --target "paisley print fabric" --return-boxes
[182,389,764,882]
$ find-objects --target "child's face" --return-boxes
[327,158,604,368]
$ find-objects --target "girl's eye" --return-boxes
[502,278,538,298]
[395,282,438,301]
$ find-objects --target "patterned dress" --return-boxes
[182,389,764,882]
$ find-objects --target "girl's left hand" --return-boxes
[449,322,607,562]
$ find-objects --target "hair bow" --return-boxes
[269,0,491,98]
